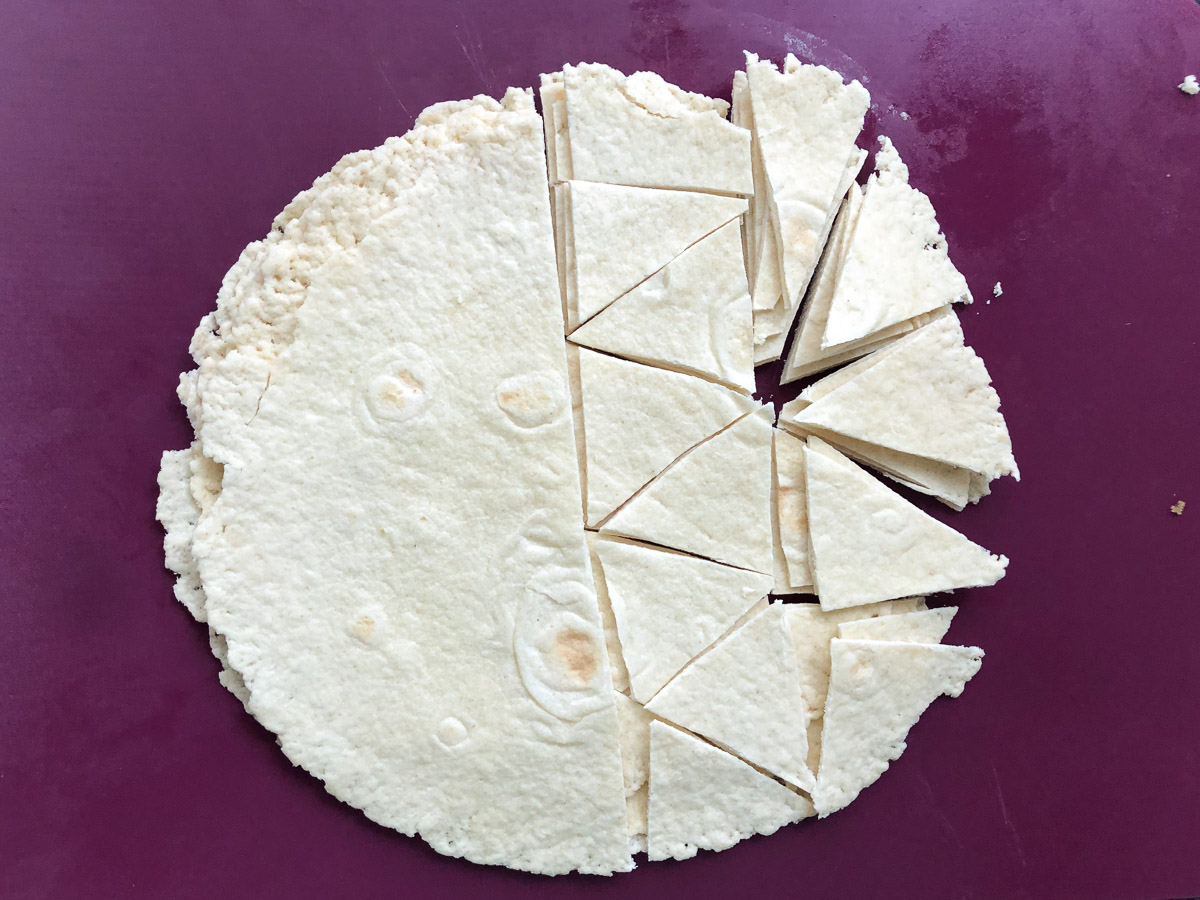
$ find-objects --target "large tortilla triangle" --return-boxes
[595,536,772,702]
[646,604,815,790]
[578,349,756,527]
[804,438,1008,609]
[792,315,1019,483]
[558,63,753,195]
[813,639,983,816]
[602,405,774,573]
[744,53,869,357]
[569,220,754,393]
[753,148,866,363]
[822,137,972,349]
[566,181,746,329]
[647,720,812,861]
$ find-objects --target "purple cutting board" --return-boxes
[2,1,1198,898]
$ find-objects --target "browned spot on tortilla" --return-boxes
[376,371,423,408]
[352,616,375,642]
[498,386,551,414]
[554,628,599,683]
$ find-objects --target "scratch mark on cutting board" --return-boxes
[454,12,494,89]
[914,769,965,850]
[992,764,1028,868]
[372,52,410,118]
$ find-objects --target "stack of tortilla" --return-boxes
[157,55,1017,875]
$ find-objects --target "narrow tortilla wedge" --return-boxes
[602,405,774,573]
[538,71,569,184]
[595,537,772,702]
[187,92,633,876]
[647,604,815,791]
[647,720,812,862]
[772,428,813,593]
[614,691,652,849]
[565,181,746,329]
[781,599,926,770]
[568,220,754,393]
[555,63,753,195]
[837,607,956,643]
[791,314,1019,484]
[805,438,1008,609]
[588,534,631,693]
[744,53,870,360]
[813,639,983,816]
[578,349,756,527]
[753,148,867,363]
[822,137,972,349]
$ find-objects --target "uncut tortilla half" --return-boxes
[185,91,632,875]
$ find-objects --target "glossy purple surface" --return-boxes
[2,1,1199,897]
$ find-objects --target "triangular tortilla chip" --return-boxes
[595,536,772,702]
[822,137,972,349]
[647,720,812,861]
[772,428,813,593]
[602,405,774,573]
[837,606,956,643]
[557,63,753,195]
[805,438,1008,609]
[744,53,869,359]
[566,181,746,328]
[781,599,926,769]
[578,349,756,527]
[813,639,983,816]
[792,315,1019,483]
[781,395,972,509]
[646,604,815,790]
[569,220,754,393]
[753,148,867,363]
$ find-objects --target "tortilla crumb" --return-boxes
[992,282,1002,298]
[1170,500,1186,515]
[1180,75,1199,96]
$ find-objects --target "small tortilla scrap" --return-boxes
[1170,500,1186,515]
[805,437,1008,610]
[837,607,956,643]
[549,62,753,195]
[772,428,813,593]
[821,137,972,351]
[813,639,983,816]
[568,219,754,394]
[647,604,815,791]
[647,720,812,862]
[1180,75,1199,96]
[602,405,775,574]
[595,536,772,703]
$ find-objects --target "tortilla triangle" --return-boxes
[566,181,746,328]
[560,63,753,195]
[569,220,754,393]
[744,53,869,358]
[781,599,926,770]
[578,349,756,527]
[595,537,772,702]
[813,639,983,815]
[647,720,812,861]
[822,137,972,349]
[646,604,815,790]
[793,315,1019,483]
[602,405,774,573]
[804,438,1007,609]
